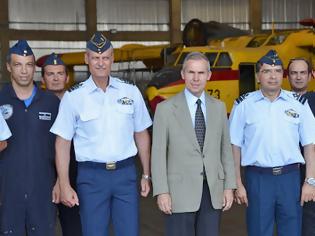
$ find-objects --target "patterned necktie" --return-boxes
[195,99,206,152]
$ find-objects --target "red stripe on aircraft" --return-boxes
[164,69,239,88]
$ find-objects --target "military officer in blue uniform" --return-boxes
[229,50,315,236]
[41,53,82,236]
[0,40,60,235]
[0,112,11,152]
[50,32,152,236]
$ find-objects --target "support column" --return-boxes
[85,0,97,39]
[169,0,182,45]
[0,0,9,84]
[249,0,262,33]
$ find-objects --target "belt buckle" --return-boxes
[106,162,116,170]
[272,167,282,175]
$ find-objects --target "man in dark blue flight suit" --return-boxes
[288,58,315,236]
[0,40,59,236]
[41,53,82,236]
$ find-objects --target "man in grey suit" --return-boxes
[151,52,236,236]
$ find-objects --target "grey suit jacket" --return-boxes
[151,91,236,212]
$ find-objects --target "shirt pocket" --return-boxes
[77,110,100,138]
[245,116,261,126]
[283,114,300,126]
[79,110,99,121]
[116,104,134,115]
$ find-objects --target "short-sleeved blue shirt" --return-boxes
[229,90,315,167]
[51,76,152,163]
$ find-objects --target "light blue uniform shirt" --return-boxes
[0,112,11,141]
[184,89,206,128]
[229,90,315,167]
[50,76,152,163]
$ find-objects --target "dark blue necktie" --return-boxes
[195,99,206,152]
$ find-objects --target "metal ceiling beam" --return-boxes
[8,30,169,42]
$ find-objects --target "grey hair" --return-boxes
[181,51,210,72]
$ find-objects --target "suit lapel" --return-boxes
[172,92,201,152]
[203,94,215,153]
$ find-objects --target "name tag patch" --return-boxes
[285,109,299,118]
[39,112,51,120]
[117,97,134,105]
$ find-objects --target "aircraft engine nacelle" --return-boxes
[182,18,249,47]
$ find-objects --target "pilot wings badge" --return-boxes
[285,109,299,118]
[117,97,134,105]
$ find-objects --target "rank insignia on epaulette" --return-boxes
[285,109,299,118]
[292,93,300,99]
[68,82,83,92]
[292,93,307,105]
[117,97,134,105]
[235,93,249,104]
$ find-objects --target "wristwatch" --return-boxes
[142,174,151,180]
[305,177,315,187]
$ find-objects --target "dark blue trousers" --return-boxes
[77,161,139,236]
[58,204,82,236]
[245,168,302,236]
[165,180,221,236]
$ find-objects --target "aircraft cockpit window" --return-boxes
[246,35,268,48]
[176,52,189,65]
[215,52,232,67]
[266,34,288,45]
[205,53,217,66]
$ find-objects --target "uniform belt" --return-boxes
[246,163,300,175]
[78,157,134,170]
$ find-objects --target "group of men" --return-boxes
[0,33,151,236]
[0,31,314,236]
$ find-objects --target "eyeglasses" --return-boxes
[260,69,283,75]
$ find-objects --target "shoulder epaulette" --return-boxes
[235,93,250,104]
[68,82,83,92]
[292,92,307,105]
[117,78,135,85]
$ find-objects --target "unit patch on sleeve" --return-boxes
[0,104,13,120]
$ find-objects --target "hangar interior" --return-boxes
[0,0,313,84]
[0,0,314,235]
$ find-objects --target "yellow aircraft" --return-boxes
[146,21,315,113]
[36,18,248,84]
[37,43,182,88]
